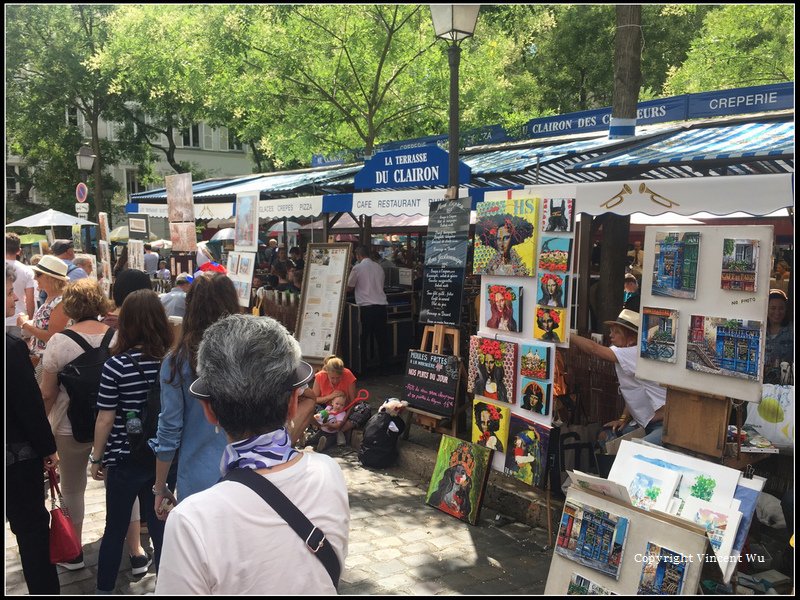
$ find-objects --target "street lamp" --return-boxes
[430,5,480,199]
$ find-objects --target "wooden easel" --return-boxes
[662,385,731,458]
[403,324,468,439]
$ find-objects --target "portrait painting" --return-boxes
[485,284,522,332]
[520,378,550,416]
[473,198,539,276]
[169,221,197,253]
[235,192,259,252]
[537,272,569,308]
[534,306,566,343]
[541,198,574,232]
[166,172,194,223]
[425,435,492,526]
[471,398,510,454]
[538,236,572,273]
[239,256,252,276]
[503,415,551,488]
[651,231,700,299]
[467,336,518,405]
[519,344,550,380]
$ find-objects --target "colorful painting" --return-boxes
[721,238,759,292]
[503,415,551,488]
[467,336,518,405]
[651,231,700,299]
[680,497,741,565]
[567,572,617,595]
[471,399,510,453]
[169,221,197,252]
[234,192,259,252]
[485,284,522,332]
[520,344,550,380]
[537,272,569,308]
[637,542,688,595]
[425,435,492,526]
[534,306,566,343]
[555,501,629,580]
[686,315,763,381]
[539,236,572,272]
[627,463,681,513]
[541,198,574,232]
[520,378,550,415]
[640,307,679,364]
[473,198,539,276]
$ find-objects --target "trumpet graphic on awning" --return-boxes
[639,183,680,209]
[600,184,632,209]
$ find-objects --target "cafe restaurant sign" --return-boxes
[354,146,471,190]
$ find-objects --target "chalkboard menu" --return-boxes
[419,198,471,326]
[402,350,461,417]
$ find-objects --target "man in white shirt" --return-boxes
[51,239,88,280]
[160,273,193,318]
[143,244,160,277]
[346,245,388,373]
[5,233,36,335]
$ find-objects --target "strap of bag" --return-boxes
[60,327,115,354]
[47,467,68,514]
[125,351,157,387]
[223,467,340,588]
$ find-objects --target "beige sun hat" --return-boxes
[603,308,639,333]
[31,254,69,281]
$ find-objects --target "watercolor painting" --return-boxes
[556,501,629,580]
[651,231,700,299]
[721,238,759,292]
[166,172,194,223]
[640,307,679,364]
[637,542,688,595]
[169,221,197,252]
[686,315,763,381]
[541,198,574,232]
[567,471,631,504]
[680,497,741,565]
[520,378,550,416]
[503,415,551,489]
[520,344,550,380]
[538,272,569,308]
[534,306,566,343]
[471,399,511,454]
[467,336,518,405]
[485,284,522,332]
[627,464,681,513]
[473,198,539,276]
[567,572,617,595]
[425,435,492,526]
[539,236,572,273]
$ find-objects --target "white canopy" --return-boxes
[6,208,96,228]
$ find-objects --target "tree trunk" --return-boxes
[89,116,105,220]
[596,214,630,328]
[612,5,642,121]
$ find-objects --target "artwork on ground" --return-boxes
[473,198,539,276]
[503,415,551,489]
[541,198,574,233]
[567,572,617,595]
[537,272,569,308]
[679,497,741,566]
[555,500,629,580]
[640,307,679,364]
[520,378,550,416]
[467,336,518,405]
[425,435,492,526]
[720,238,759,292]
[534,306,566,343]
[520,344,550,380]
[471,399,510,454]
[539,236,572,272]
[685,315,763,382]
[626,463,681,513]
[485,283,522,332]
[651,231,700,299]
[637,542,689,595]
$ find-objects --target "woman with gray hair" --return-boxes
[156,315,350,595]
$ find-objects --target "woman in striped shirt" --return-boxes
[90,289,174,594]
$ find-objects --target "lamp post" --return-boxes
[430,5,480,199]
[76,144,96,250]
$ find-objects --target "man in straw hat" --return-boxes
[570,309,666,448]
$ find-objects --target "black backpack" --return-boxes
[358,412,405,469]
[59,328,116,443]
[124,352,162,465]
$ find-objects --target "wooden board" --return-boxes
[662,386,731,458]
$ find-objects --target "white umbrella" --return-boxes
[150,239,173,250]
[6,208,96,228]
[209,227,235,242]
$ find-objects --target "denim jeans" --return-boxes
[96,457,176,592]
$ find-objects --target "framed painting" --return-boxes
[467,336,518,405]
[567,573,616,596]
[539,236,572,273]
[127,239,145,272]
[471,398,510,453]
[503,415,551,489]
[234,192,260,252]
[166,172,194,223]
[537,272,569,309]
[541,198,574,233]
[485,283,522,332]
[425,435,492,526]
[127,213,150,241]
[473,198,539,276]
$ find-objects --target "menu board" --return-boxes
[295,243,352,361]
[419,198,471,326]
[402,350,461,417]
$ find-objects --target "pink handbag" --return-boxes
[47,467,82,564]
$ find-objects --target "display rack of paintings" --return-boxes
[471,399,510,453]
[636,542,689,595]
[503,415,551,489]
[225,251,257,308]
[473,198,539,276]
[467,335,518,405]
[685,315,762,381]
[640,307,679,363]
[485,284,522,332]
[425,435,492,526]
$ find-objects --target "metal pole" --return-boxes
[447,42,460,200]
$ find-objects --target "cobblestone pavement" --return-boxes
[5,446,553,595]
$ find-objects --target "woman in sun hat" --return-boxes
[570,309,666,448]
[16,254,70,375]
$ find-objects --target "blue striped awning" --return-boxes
[568,121,794,171]
[463,137,615,175]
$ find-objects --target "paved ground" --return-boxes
[5,445,553,595]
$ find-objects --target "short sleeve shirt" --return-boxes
[347,259,387,306]
[315,368,357,399]
[611,344,666,428]
[5,259,36,326]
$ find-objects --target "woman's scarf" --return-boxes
[220,427,298,475]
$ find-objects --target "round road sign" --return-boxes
[76,182,88,203]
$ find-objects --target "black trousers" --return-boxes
[359,304,388,371]
[6,459,60,594]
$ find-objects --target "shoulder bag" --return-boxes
[48,466,82,564]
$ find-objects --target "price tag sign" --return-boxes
[75,182,88,203]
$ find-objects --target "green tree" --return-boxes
[690,475,717,501]
[645,486,662,503]
[664,5,794,94]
